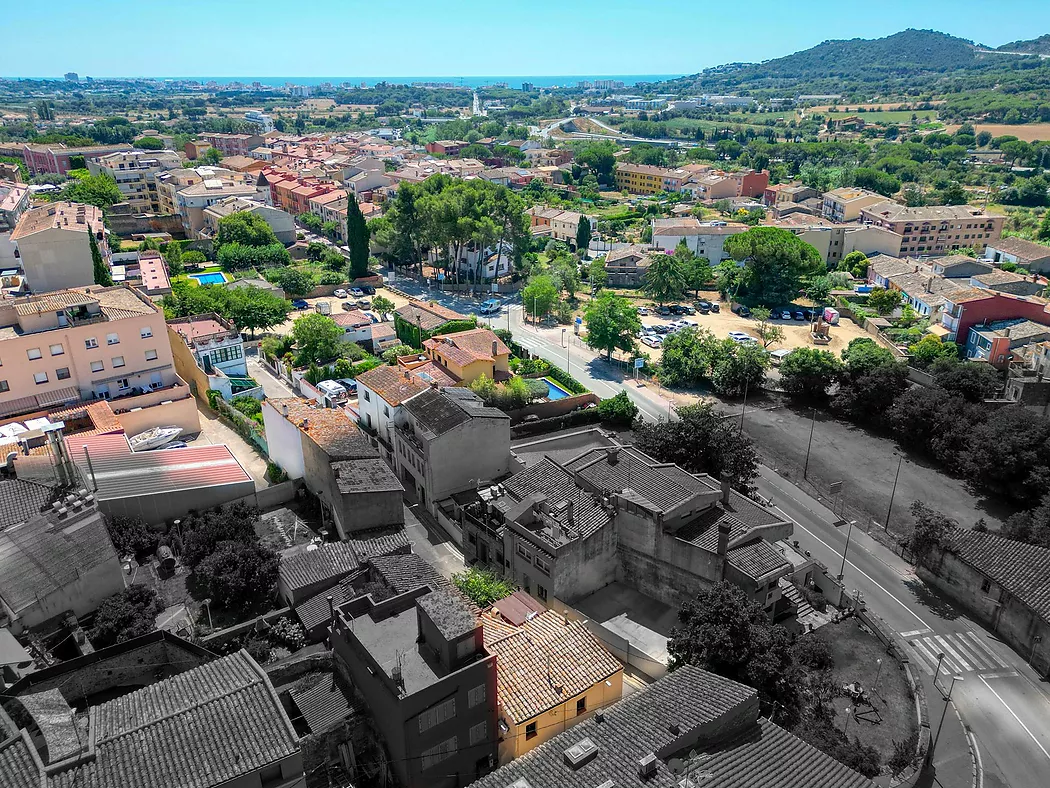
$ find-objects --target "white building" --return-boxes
[244,110,275,133]
[651,217,747,264]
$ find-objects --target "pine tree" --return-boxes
[575,215,592,254]
[345,194,370,280]
[89,230,112,286]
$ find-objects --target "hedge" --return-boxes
[394,314,479,346]
[510,407,602,438]
[542,363,588,395]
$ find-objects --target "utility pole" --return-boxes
[738,377,749,435]
[884,453,904,532]
[803,407,817,479]
[837,517,855,581]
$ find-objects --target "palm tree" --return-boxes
[643,253,686,305]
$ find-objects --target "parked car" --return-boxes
[341,301,357,311]
[641,335,663,348]
[728,331,757,344]
[681,305,696,315]
[709,302,720,313]
[334,288,348,299]
[349,287,365,297]
[479,298,502,315]
[157,441,188,450]
[652,324,671,334]
[793,311,806,321]
[360,285,376,295]
[657,305,671,316]
[291,299,309,310]
[732,304,751,317]
[357,298,371,309]
[336,378,358,393]
[696,300,712,311]
[637,306,649,316]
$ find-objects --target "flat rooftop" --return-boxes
[351,606,445,694]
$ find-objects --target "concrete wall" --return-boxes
[12,553,125,633]
[505,392,600,425]
[262,401,307,480]
[425,416,510,507]
[18,227,94,293]
[167,325,212,400]
[334,488,405,538]
[114,392,201,437]
[98,479,257,526]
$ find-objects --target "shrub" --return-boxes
[180,501,261,568]
[452,566,515,607]
[243,636,272,664]
[231,395,261,420]
[316,269,345,286]
[89,585,164,648]
[791,635,834,670]
[801,587,827,613]
[517,357,551,376]
[269,617,307,650]
[206,388,222,410]
[105,515,159,559]
[382,344,418,364]
[194,541,279,609]
[889,734,918,776]
[597,391,638,426]
[543,363,587,394]
[266,461,288,484]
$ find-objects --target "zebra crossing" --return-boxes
[904,629,1014,676]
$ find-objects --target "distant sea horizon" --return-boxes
[10,74,685,89]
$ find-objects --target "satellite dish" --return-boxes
[668,758,685,775]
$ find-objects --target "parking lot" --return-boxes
[635,294,870,360]
[272,285,416,336]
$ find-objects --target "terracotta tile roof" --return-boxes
[484,609,622,724]
[989,236,1050,262]
[288,672,363,734]
[354,365,429,406]
[169,314,231,340]
[0,732,38,788]
[280,541,360,595]
[404,360,459,386]
[423,327,510,366]
[470,664,874,788]
[265,398,377,460]
[48,651,300,788]
[945,287,996,305]
[368,552,450,595]
[0,477,56,533]
[605,245,651,265]
[946,529,1050,623]
[394,301,469,332]
[11,202,102,241]
[331,310,371,328]
[294,573,366,633]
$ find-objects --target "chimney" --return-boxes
[492,340,498,357]
[327,595,335,621]
[302,417,309,430]
[281,403,289,417]
[717,522,732,579]
[606,446,620,465]
[720,474,731,505]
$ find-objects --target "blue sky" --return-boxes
[3,0,1050,78]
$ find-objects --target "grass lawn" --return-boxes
[810,618,918,764]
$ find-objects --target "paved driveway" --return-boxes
[190,405,270,490]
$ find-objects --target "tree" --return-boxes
[684,255,712,297]
[804,275,832,303]
[712,341,768,397]
[271,267,314,296]
[838,250,868,278]
[551,255,581,300]
[1038,212,1050,242]
[597,391,639,426]
[90,585,165,647]
[574,141,617,183]
[133,136,165,150]
[669,582,804,722]
[194,541,279,609]
[215,211,279,249]
[634,402,758,491]
[182,250,207,267]
[105,515,158,559]
[522,274,559,322]
[751,307,785,348]
[346,194,370,279]
[930,358,1000,402]
[292,312,343,365]
[217,241,290,271]
[180,501,260,568]
[722,227,824,305]
[1003,492,1050,548]
[779,348,842,401]
[643,253,686,304]
[452,566,515,607]
[867,287,902,315]
[908,335,957,367]
[583,291,641,359]
[199,147,222,165]
[588,258,608,289]
[371,294,395,318]
[575,215,592,253]
[89,230,112,286]
[225,286,291,337]
[960,406,1050,506]
[908,502,956,567]
[63,173,122,208]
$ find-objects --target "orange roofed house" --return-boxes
[423,327,511,385]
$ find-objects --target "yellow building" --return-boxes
[481,600,624,764]
[423,327,511,385]
[614,162,671,195]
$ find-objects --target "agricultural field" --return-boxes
[942,122,1050,142]
[820,109,938,124]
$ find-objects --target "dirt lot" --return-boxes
[637,293,869,362]
[943,123,1050,142]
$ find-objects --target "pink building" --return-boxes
[21,143,133,175]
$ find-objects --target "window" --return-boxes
[363,390,370,402]
[27,348,41,360]
[0,380,8,393]
[576,697,587,716]
[106,333,120,345]
[525,722,537,740]
[140,327,153,338]
[383,405,390,417]
[420,737,458,771]
[117,378,130,390]
[85,337,98,349]
[468,684,486,709]
[537,584,548,602]
[534,555,550,575]
[418,698,456,733]
[90,360,104,373]
[33,371,48,384]
[457,637,475,660]
[49,344,64,356]
[145,349,158,361]
[111,356,125,368]
[469,721,487,746]
[981,578,992,593]
[56,367,70,380]
[516,543,531,561]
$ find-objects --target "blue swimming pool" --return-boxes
[543,377,572,401]
[191,272,227,285]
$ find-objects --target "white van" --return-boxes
[479,298,502,315]
[769,348,793,366]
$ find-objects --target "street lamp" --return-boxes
[202,598,213,631]
[803,407,817,480]
[843,706,852,736]
[872,658,884,701]
[884,453,904,532]
[837,519,856,581]
[932,651,946,688]
[930,675,964,763]
[1030,635,1043,667]
[738,377,749,436]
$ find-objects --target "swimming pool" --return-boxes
[543,377,572,401]
[191,272,227,285]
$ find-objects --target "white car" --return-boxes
[640,335,663,348]
[334,289,348,299]
[637,306,650,316]
[349,287,365,298]
[728,331,757,344]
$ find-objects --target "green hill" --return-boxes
[997,34,1050,56]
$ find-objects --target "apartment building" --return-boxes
[87,149,182,213]
[244,110,275,133]
[425,140,468,156]
[821,187,887,222]
[156,168,205,215]
[527,206,594,248]
[330,555,498,788]
[201,196,297,244]
[0,179,31,232]
[684,169,769,201]
[940,287,1050,342]
[861,202,1005,255]
[651,217,747,263]
[11,202,108,293]
[21,142,133,176]
[200,132,266,157]
[0,285,177,413]
[354,365,430,462]
[175,177,260,236]
[614,163,674,195]
[782,222,903,265]
[394,387,510,514]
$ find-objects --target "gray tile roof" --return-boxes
[946,529,1050,623]
[0,478,56,533]
[989,236,1050,262]
[280,542,360,595]
[0,732,39,788]
[332,458,404,494]
[0,509,118,615]
[728,540,791,580]
[502,457,611,540]
[468,663,874,788]
[295,573,365,633]
[402,387,471,437]
[369,552,450,595]
[565,447,700,512]
[288,672,363,734]
[346,527,411,564]
[675,491,786,552]
[46,651,300,788]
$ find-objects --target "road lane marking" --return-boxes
[935,634,973,672]
[908,639,941,675]
[901,628,932,638]
[964,631,1009,669]
[981,671,1020,680]
[969,730,984,788]
[778,507,929,628]
[978,674,1050,763]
